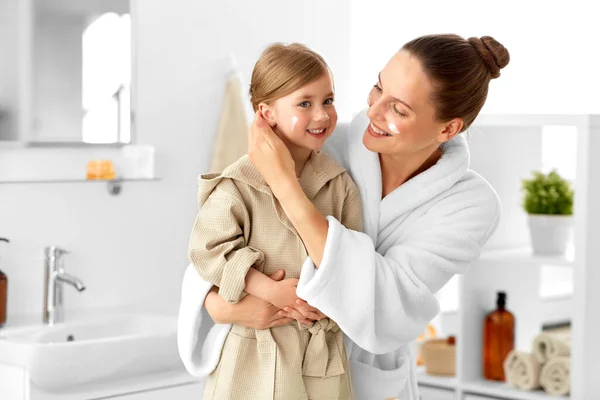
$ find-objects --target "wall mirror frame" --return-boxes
[0,0,136,147]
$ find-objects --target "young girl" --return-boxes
[188,43,362,400]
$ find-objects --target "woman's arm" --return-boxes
[277,173,363,267]
[248,112,331,266]
[295,185,501,354]
[278,187,329,266]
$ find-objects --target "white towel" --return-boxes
[540,356,570,396]
[532,332,571,364]
[503,350,542,390]
[209,71,249,173]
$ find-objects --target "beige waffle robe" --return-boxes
[189,152,363,400]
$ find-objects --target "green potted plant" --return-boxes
[521,169,574,255]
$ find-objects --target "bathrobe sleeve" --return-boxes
[178,263,231,377]
[297,182,501,354]
[188,182,264,304]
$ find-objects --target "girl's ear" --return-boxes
[258,103,277,128]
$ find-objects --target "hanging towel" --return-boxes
[503,350,542,390]
[532,332,571,364]
[540,356,571,396]
[209,69,249,173]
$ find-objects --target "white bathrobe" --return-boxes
[178,109,501,399]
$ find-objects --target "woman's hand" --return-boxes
[205,270,294,329]
[248,111,298,199]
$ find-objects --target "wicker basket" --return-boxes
[421,337,456,376]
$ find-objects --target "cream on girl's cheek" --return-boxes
[291,115,298,131]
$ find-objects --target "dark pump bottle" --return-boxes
[483,291,515,381]
[0,237,9,327]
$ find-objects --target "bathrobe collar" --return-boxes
[198,151,347,205]
[347,110,471,239]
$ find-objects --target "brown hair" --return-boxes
[402,34,510,131]
[249,43,330,112]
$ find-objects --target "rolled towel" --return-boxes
[532,332,571,364]
[503,350,542,390]
[540,356,570,396]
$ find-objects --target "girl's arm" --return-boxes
[190,177,323,320]
[204,270,315,327]
[189,181,264,303]
[245,268,317,315]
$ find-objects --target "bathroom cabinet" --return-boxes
[0,362,204,400]
[101,382,204,400]
[416,114,600,400]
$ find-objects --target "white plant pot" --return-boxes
[527,214,573,255]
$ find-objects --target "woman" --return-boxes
[178,33,508,399]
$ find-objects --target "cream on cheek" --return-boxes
[388,122,400,135]
[290,115,298,131]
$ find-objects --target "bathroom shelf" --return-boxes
[478,246,575,268]
[417,115,600,400]
[416,367,458,389]
[462,380,569,400]
[418,378,570,400]
[417,363,569,399]
[0,177,159,184]
[0,177,160,195]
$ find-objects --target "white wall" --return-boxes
[349,0,600,116]
[0,0,351,320]
[0,0,20,140]
[36,0,128,16]
[184,1,353,122]
[468,125,543,249]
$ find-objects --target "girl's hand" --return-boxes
[205,270,293,329]
[280,299,327,323]
[232,292,294,329]
[248,111,298,199]
[267,278,301,311]
[266,279,325,325]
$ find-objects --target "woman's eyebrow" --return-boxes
[378,72,413,111]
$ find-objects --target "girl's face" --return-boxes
[363,50,461,157]
[261,73,337,152]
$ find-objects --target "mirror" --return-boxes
[0,0,133,145]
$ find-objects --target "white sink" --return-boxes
[0,313,183,391]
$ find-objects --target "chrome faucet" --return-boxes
[43,246,86,325]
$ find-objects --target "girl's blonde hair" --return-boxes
[249,43,330,112]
